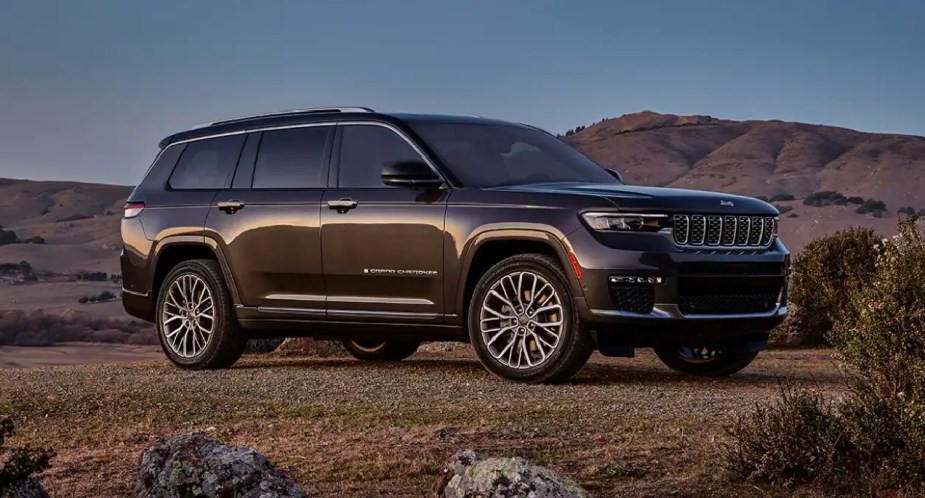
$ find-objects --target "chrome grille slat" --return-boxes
[673,214,777,249]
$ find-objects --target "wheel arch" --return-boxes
[455,229,581,322]
[150,236,241,306]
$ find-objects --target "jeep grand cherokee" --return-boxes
[121,107,789,383]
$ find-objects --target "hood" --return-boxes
[490,183,778,215]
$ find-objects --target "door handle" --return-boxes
[217,200,245,214]
[327,198,358,213]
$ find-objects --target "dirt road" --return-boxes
[0,348,842,497]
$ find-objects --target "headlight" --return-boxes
[581,213,668,232]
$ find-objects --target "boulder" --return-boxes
[433,450,587,498]
[136,434,308,498]
[1,478,49,498]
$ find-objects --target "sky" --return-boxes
[1,0,923,185]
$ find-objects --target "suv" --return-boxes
[121,107,789,383]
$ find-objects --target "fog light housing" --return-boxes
[609,276,663,285]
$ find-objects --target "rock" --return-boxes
[1,478,49,498]
[136,434,308,498]
[433,450,588,498]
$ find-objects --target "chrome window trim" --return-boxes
[162,120,449,186]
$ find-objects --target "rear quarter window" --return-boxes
[168,135,245,190]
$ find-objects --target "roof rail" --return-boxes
[192,107,376,129]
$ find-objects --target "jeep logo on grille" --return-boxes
[720,200,735,207]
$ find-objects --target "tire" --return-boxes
[156,259,246,369]
[654,346,758,377]
[468,254,592,384]
[341,339,420,361]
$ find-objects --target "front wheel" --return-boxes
[342,339,420,361]
[468,254,592,384]
[654,345,758,377]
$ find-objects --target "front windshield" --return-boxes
[411,122,619,187]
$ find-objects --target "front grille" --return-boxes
[609,282,654,314]
[672,214,777,248]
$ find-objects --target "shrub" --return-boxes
[724,385,842,488]
[98,290,115,301]
[898,206,917,216]
[0,417,55,490]
[727,216,925,495]
[788,227,880,344]
[78,296,89,304]
[847,196,865,205]
[769,193,795,202]
[803,191,847,207]
[0,227,16,247]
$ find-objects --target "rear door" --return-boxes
[204,124,334,314]
[320,123,449,322]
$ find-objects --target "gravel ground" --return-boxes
[0,348,844,497]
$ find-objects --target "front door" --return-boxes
[205,125,334,314]
[321,123,448,322]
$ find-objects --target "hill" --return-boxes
[567,111,925,248]
[0,178,131,274]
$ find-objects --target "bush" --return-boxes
[0,417,55,490]
[769,193,795,202]
[788,227,880,344]
[0,227,16,247]
[847,196,865,205]
[78,296,89,304]
[898,206,917,216]
[803,191,848,207]
[856,198,887,215]
[724,385,842,488]
[727,216,925,495]
[774,204,792,214]
[23,236,45,244]
[98,290,115,301]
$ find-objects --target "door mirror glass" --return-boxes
[381,161,443,188]
[606,168,625,184]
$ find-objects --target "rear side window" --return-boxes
[338,125,425,188]
[168,135,245,189]
[253,126,332,189]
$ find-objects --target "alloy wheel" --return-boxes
[479,270,563,369]
[161,274,215,358]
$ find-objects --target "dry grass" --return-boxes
[0,348,844,497]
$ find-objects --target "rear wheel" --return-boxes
[654,345,758,377]
[156,259,246,369]
[342,339,420,361]
[468,254,592,384]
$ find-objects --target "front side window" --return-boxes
[338,125,425,188]
[410,122,617,188]
[252,126,332,189]
[168,135,244,189]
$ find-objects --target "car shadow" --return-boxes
[233,354,846,388]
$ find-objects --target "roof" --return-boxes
[158,107,525,148]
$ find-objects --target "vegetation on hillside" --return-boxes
[0,310,156,346]
[727,216,925,495]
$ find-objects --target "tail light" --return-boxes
[124,202,145,219]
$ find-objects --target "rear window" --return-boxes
[252,126,332,189]
[168,135,244,190]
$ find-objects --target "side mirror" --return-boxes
[606,168,625,183]
[381,161,444,188]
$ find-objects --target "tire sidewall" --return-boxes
[468,255,579,382]
[156,261,230,369]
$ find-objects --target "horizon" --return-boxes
[1,0,923,184]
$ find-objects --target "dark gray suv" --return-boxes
[121,107,789,383]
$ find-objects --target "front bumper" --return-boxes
[566,227,789,348]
